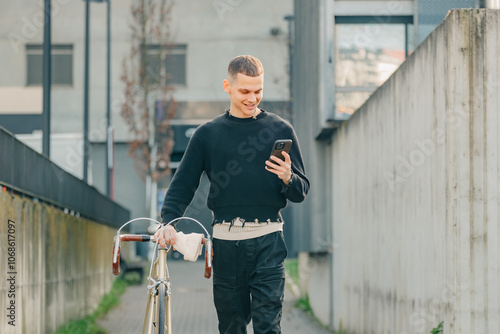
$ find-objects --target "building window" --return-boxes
[26,44,73,86]
[145,44,187,86]
[334,16,413,120]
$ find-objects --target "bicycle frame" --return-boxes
[144,246,171,334]
[112,217,212,334]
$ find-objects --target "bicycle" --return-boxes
[112,217,212,334]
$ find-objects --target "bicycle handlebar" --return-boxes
[112,233,212,278]
[116,234,209,244]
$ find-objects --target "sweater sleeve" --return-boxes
[280,127,310,203]
[161,129,204,224]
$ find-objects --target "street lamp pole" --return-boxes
[83,0,90,182]
[105,0,114,198]
[42,0,51,157]
[284,15,294,116]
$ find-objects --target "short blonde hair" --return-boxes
[228,55,264,81]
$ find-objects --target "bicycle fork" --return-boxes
[143,248,172,334]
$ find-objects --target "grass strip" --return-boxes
[53,275,135,334]
[284,258,299,287]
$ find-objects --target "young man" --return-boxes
[154,55,310,334]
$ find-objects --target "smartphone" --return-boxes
[268,139,293,162]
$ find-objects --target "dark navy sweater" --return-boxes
[160,110,310,224]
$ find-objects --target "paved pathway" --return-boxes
[97,260,332,333]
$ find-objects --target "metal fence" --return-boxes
[0,127,129,227]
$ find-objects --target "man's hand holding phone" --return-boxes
[265,139,293,185]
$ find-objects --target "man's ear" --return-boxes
[222,79,231,94]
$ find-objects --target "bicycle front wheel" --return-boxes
[157,284,166,334]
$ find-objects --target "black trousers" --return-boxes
[212,231,288,334]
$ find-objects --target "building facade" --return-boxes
[0,0,293,238]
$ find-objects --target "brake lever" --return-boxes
[112,234,121,276]
[206,238,212,268]
[204,237,213,279]
[112,234,121,264]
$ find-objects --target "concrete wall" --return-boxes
[0,191,116,334]
[327,9,499,333]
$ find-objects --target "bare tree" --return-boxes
[121,0,177,220]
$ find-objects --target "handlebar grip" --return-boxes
[112,244,121,276]
[120,234,152,242]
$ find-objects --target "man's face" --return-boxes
[223,73,264,118]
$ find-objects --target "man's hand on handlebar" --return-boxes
[153,225,177,248]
